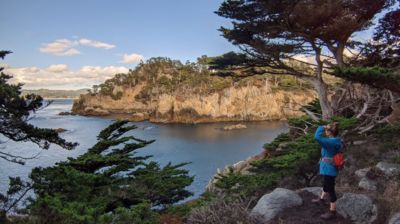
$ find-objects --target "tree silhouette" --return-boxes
[0,51,77,164]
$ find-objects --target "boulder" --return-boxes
[389,213,400,224]
[376,162,400,177]
[355,167,371,178]
[251,188,303,222]
[336,193,377,224]
[358,177,377,191]
[297,187,322,197]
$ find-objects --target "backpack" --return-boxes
[333,141,346,169]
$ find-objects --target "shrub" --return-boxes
[186,198,263,224]
[99,202,160,224]
[164,192,216,218]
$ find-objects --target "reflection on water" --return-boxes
[0,99,288,200]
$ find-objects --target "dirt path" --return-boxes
[269,191,352,224]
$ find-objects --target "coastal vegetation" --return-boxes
[1,0,400,223]
[90,56,312,101]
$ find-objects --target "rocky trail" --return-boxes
[269,190,351,224]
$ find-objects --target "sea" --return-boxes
[0,99,288,201]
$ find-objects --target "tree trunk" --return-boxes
[335,43,345,68]
[312,44,334,119]
[310,77,333,120]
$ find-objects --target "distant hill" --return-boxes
[22,88,90,99]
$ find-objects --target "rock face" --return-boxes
[389,213,400,224]
[336,193,378,224]
[376,162,400,177]
[72,82,315,123]
[251,188,303,222]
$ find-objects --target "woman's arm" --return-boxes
[314,126,338,149]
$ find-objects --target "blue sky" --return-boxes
[0,0,392,90]
[0,0,237,89]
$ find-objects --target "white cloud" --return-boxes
[60,48,81,56]
[39,39,78,55]
[4,65,129,89]
[120,53,144,64]
[39,38,115,56]
[46,64,68,73]
[79,38,115,49]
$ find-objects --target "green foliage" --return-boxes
[328,116,359,130]
[25,121,193,224]
[99,202,160,224]
[263,133,290,150]
[300,99,322,115]
[254,134,320,173]
[206,51,248,70]
[334,66,400,93]
[165,192,216,218]
[215,171,280,196]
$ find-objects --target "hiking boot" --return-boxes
[320,211,337,220]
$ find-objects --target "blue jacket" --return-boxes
[314,126,342,176]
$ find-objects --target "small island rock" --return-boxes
[222,124,247,131]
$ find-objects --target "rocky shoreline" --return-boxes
[72,83,316,124]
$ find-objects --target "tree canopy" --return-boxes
[215,0,396,119]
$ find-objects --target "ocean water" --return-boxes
[0,99,288,201]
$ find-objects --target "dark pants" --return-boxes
[322,175,337,202]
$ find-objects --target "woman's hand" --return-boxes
[325,124,331,130]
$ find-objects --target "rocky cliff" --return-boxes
[72,81,315,123]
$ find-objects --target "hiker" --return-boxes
[312,122,342,220]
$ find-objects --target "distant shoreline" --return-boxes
[44,97,78,100]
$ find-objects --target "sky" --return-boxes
[0,0,237,90]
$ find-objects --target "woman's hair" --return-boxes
[329,122,340,137]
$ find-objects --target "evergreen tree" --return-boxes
[25,120,193,223]
[215,0,395,119]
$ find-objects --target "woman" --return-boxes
[312,122,342,220]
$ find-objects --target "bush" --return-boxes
[99,202,160,224]
[186,198,263,224]
[215,172,280,196]
[164,192,216,218]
